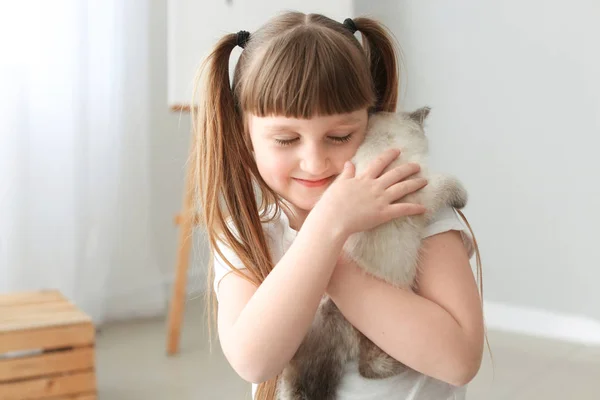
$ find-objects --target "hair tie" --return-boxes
[343,18,358,34]
[236,30,250,49]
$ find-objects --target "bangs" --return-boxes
[237,27,376,118]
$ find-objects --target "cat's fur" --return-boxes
[275,108,468,400]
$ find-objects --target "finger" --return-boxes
[378,163,421,189]
[385,203,427,220]
[385,178,428,203]
[363,148,401,179]
[341,161,355,178]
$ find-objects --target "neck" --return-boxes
[281,200,310,231]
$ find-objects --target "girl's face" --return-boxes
[248,109,369,219]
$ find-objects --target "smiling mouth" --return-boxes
[293,177,333,187]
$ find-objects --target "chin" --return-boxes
[295,200,317,212]
[281,194,318,214]
[297,194,325,212]
[276,182,331,214]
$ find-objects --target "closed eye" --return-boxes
[274,133,353,147]
[329,134,353,143]
[274,138,298,146]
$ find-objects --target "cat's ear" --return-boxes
[408,107,431,126]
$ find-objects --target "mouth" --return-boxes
[292,176,334,188]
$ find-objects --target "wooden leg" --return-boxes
[166,209,193,355]
[166,133,197,355]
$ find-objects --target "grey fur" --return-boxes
[276,108,468,400]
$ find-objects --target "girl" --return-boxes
[193,11,485,400]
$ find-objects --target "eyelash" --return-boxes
[275,134,353,147]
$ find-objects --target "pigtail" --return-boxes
[353,18,400,112]
[193,32,273,282]
[191,32,280,400]
[193,33,273,313]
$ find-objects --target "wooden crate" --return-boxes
[0,290,97,400]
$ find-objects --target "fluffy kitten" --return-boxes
[276,108,468,400]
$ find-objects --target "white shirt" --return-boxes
[213,206,475,400]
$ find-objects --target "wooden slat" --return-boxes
[0,323,94,354]
[0,347,95,382]
[0,370,96,400]
[0,295,91,332]
[47,394,96,400]
[1,301,87,320]
[169,103,194,112]
[1,301,79,315]
[0,315,92,333]
[0,291,65,307]
[0,312,91,332]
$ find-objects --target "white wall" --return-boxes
[355,1,600,340]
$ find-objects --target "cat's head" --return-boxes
[365,107,431,156]
[403,107,431,128]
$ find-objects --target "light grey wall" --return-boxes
[156,0,599,325]
[355,1,600,320]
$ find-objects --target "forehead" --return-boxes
[248,109,368,134]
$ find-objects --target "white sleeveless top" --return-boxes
[213,206,475,400]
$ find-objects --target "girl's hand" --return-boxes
[313,148,427,237]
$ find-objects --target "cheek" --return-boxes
[254,148,294,183]
[335,140,364,168]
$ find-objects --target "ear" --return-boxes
[408,107,431,126]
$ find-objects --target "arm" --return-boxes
[326,230,484,387]
[217,209,347,384]
[216,149,426,384]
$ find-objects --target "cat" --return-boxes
[275,107,468,400]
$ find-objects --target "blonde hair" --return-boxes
[191,11,486,400]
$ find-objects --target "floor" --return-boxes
[95,299,600,399]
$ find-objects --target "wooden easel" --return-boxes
[166,104,198,355]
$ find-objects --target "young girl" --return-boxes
[193,11,485,400]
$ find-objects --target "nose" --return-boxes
[299,144,330,177]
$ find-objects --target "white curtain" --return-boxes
[0,0,168,324]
